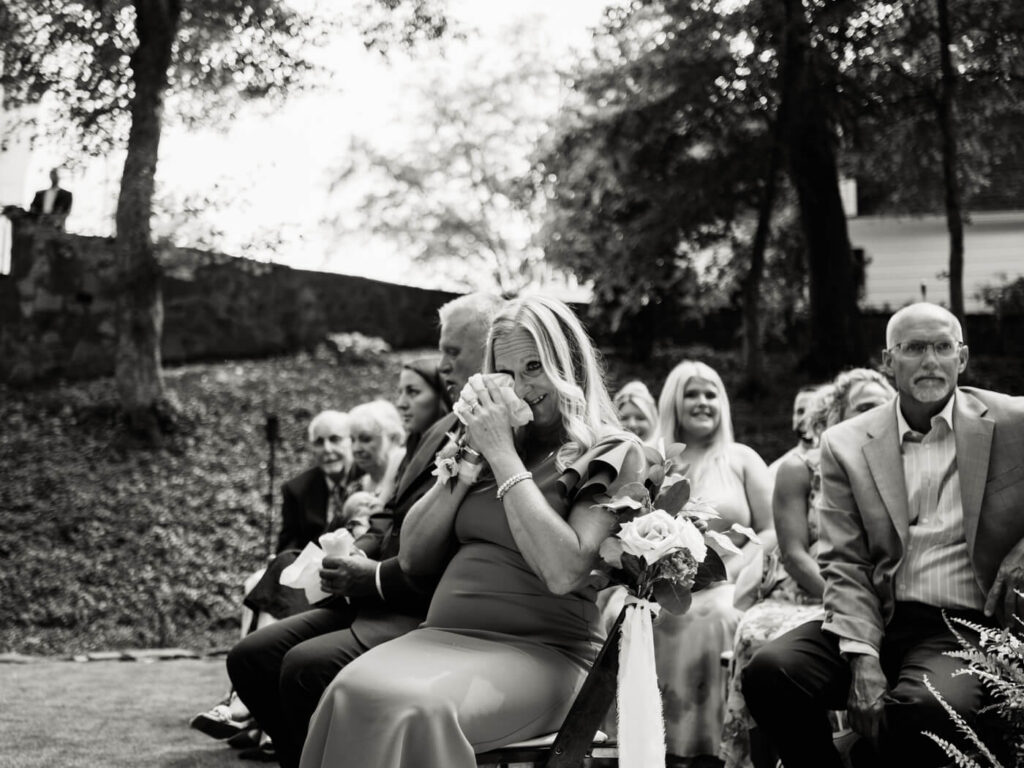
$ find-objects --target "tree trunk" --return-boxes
[779,0,864,377]
[935,0,966,322]
[740,116,784,395]
[114,0,181,441]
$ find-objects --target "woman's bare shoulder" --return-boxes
[726,442,769,472]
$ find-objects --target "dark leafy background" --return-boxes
[2,344,1018,655]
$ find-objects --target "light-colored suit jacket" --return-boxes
[818,387,1024,651]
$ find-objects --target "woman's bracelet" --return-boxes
[497,471,532,501]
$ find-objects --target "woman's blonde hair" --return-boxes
[657,360,734,484]
[485,295,620,454]
[348,400,406,448]
[816,368,895,429]
[613,381,660,446]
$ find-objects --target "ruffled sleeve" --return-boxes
[557,431,648,506]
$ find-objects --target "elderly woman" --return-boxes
[298,296,646,768]
[719,369,895,768]
[652,360,774,763]
[338,400,406,538]
[613,380,660,447]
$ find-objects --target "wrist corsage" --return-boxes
[433,433,485,490]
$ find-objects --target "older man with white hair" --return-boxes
[743,302,1024,768]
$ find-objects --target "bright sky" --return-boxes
[16,0,613,296]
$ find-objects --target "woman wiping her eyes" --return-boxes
[298,295,647,768]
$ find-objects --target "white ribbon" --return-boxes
[617,595,666,768]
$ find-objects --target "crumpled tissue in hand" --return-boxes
[452,373,534,427]
[279,531,360,603]
[279,543,331,603]
[319,527,358,557]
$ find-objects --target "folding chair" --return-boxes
[476,608,626,768]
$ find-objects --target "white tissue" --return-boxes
[319,528,357,557]
[453,373,534,427]
[279,531,361,604]
[279,542,331,603]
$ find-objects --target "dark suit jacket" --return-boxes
[351,413,459,621]
[29,188,73,216]
[818,387,1024,651]
[277,465,359,554]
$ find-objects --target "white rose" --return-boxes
[674,516,707,563]
[618,509,686,566]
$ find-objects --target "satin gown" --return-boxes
[298,435,645,768]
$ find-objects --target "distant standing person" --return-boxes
[29,168,73,230]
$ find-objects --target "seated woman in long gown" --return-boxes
[718,369,895,768]
[650,361,775,763]
[298,296,647,768]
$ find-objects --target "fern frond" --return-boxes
[923,675,1002,766]
[923,731,993,768]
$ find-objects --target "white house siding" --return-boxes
[849,211,1024,314]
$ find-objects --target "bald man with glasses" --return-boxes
[742,302,1024,768]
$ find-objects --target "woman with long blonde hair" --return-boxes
[653,360,774,763]
[298,296,646,768]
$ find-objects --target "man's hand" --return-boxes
[848,654,888,749]
[319,556,379,598]
[985,538,1024,625]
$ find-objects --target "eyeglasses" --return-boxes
[886,340,963,359]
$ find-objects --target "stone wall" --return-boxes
[3,218,1021,385]
[0,219,459,384]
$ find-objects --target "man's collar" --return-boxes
[323,469,347,490]
[896,391,956,439]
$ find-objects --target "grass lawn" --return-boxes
[0,658,244,768]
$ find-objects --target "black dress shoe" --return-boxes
[238,743,277,763]
[189,705,252,740]
[227,728,261,750]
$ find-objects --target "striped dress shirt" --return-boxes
[894,394,986,610]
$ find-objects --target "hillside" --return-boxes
[2,344,1017,655]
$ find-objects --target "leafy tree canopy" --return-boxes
[332,18,572,295]
[538,0,800,353]
[0,0,448,155]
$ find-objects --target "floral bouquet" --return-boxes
[433,373,533,490]
[590,443,757,768]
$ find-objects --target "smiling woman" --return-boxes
[649,360,775,762]
[298,296,647,768]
